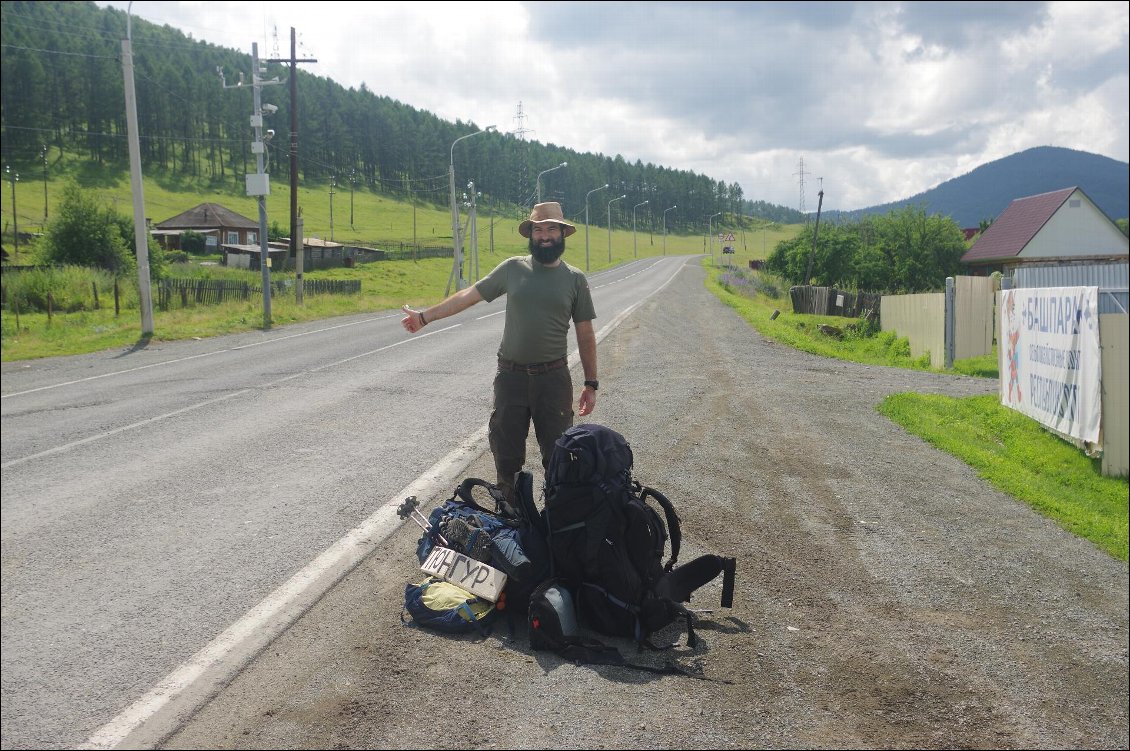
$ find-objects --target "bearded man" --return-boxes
[401,202,598,508]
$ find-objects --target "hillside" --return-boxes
[0,1,766,232]
[837,146,1129,226]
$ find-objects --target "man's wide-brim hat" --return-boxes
[519,202,577,238]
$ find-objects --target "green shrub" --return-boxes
[1,265,138,313]
[180,230,206,255]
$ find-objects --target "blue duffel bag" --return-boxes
[415,473,550,605]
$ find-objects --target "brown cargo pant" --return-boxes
[489,361,573,505]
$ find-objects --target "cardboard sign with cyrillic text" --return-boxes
[420,546,507,602]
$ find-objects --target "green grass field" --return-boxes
[1,161,800,359]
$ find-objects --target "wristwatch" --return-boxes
[583,380,599,391]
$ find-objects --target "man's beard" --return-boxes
[529,235,566,265]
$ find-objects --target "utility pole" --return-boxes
[41,145,48,224]
[5,165,17,263]
[466,181,479,281]
[221,43,283,328]
[267,28,316,273]
[804,181,825,285]
[121,7,153,335]
[296,212,305,304]
[329,176,335,241]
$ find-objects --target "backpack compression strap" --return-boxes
[639,485,682,571]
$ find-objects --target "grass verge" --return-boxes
[702,261,1125,561]
[705,263,937,371]
[879,393,1128,562]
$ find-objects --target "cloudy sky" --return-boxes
[97,1,1129,212]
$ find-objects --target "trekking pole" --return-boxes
[396,495,449,547]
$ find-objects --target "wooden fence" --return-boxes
[156,278,360,310]
[789,285,882,318]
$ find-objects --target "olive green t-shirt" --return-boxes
[475,256,596,364]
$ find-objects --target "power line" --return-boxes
[0,43,115,59]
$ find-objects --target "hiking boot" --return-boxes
[439,517,493,561]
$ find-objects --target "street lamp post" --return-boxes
[708,211,722,264]
[448,126,495,294]
[536,161,567,204]
[349,168,357,229]
[662,205,677,255]
[607,194,626,263]
[584,183,609,271]
[632,200,649,257]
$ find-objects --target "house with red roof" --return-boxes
[960,187,1128,275]
[153,203,260,252]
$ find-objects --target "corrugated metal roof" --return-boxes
[961,187,1076,263]
[1012,260,1129,315]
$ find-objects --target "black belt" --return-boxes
[497,356,567,375]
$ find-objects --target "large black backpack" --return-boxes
[543,423,736,647]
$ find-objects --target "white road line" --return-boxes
[1,313,398,399]
[79,424,492,751]
[0,324,460,470]
[79,256,688,750]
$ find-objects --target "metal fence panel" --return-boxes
[1100,314,1128,477]
[1013,261,1128,315]
[954,276,995,360]
[880,292,945,366]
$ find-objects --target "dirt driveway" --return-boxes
[163,262,1129,749]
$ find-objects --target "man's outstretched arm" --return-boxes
[401,285,484,334]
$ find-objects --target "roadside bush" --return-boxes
[719,267,782,298]
[843,310,881,340]
[1,265,138,313]
[38,181,168,279]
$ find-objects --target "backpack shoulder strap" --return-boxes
[639,484,681,571]
[454,477,505,515]
[653,554,737,609]
[515,470,546,534]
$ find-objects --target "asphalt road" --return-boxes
[4,256,1126,749]
[159,260,1127,750]
[0,256,690,750]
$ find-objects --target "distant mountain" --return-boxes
[832,146,1129,227]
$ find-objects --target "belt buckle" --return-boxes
[525,364,541,375]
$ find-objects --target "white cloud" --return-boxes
[97,1,1129,211]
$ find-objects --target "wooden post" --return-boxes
[47,292,54,322]
[114,280,120,315]
[92,281,100,309]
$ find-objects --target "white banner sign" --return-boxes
[999,286,1102,445]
